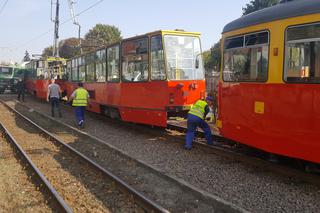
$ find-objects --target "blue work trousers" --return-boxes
[185,114,213,149]
[75,106,86,125]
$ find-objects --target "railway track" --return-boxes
[16,96,320,188]
[0,99,247,212]
[166,123,320,187]
[0,101,169,213]
[0,122,72,213]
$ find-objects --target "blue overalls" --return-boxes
[185,100,213,150]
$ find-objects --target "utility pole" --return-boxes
[52,0,60,57]
[68,0,82,54]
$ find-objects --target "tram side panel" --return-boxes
[219,82,320,163]
[219,2,320,164]
[119,81,168,127]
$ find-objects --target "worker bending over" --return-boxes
[184,96,214,150]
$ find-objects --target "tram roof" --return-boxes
[223,0,320,33]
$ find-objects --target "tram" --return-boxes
[63,30,205,127]
[218,0,320,163]
[25,57,66,99]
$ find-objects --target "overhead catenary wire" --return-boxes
[14,0,105,50]
[0,0,9,16]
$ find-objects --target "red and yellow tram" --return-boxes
[25,57,66,99]
[218,0,320,163]
[62,30,205,127]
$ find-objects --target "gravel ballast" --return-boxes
[5,96,320,212]
[0,104,145,213]
[0,135,57,212]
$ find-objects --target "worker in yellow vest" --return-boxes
[69,82,90,127]
[184,96,214,150]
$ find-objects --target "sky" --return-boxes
[0,0,250,63]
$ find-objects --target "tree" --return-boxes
[23,50,31,62]
[42,46,53,57]
[210,41,222,72]
[84,24,122,52]
[59,37,84,59]
[242,0,279,15]
[203,41,221,73]
[203,50,214,71]
[42,38,84,59]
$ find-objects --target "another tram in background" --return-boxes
[63,30,205,127]
[218,0,320,164]
[0,64,25,93]
[25,57,66,99]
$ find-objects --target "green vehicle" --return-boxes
[0,65,25,94]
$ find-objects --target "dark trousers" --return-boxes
[50,97,62,117]
[185,114,213,149]
[17,90,25,102]
[75,106,86,125]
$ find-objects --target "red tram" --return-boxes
[218,0,320,163]
[25,57,66,99]
[27,30,205,127]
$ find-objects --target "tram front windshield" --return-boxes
[164,35,204,80]
[0,67,13,77]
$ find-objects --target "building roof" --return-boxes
[223,0,320,33]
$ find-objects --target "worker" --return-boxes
[47,79,62,118]
[69,82,89,128]
[184,96,214,150]
[16,78,25,102]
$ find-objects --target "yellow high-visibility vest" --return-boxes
[72,88,88,106]
[188,100,207,119]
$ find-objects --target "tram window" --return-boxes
[78,57,86,82]
[245,32,269,46]
[284,23,320,83]
[164,35,204,80]
[66,61,72,81]
[38,60,44,68]
[96,49,106,82]
[107,45,120,82]
[223,31,269,82]
[122,38,149,82]
[151,35,166,80]
[71,58,78,81]
[86,54,95,82]
[225,36,244,49]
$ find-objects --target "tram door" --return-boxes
[121,37,152,108]
[120,36,167,126]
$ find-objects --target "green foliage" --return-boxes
[42,24,122,58]
[203,41,221,73]
[42,38,84,59]
[242,0,279,15]
[84,24,122,52]
[210,41,221,71]
[203,50,214,71]
[42,46,53,57]
[59,38,84,59]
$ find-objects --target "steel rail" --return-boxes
[0,101,170,213]
[0,122,73,213]
[11,100,248,213]
[166,124,320,187]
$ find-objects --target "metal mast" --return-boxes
[52,0,60,57]
[68,0,82,54]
